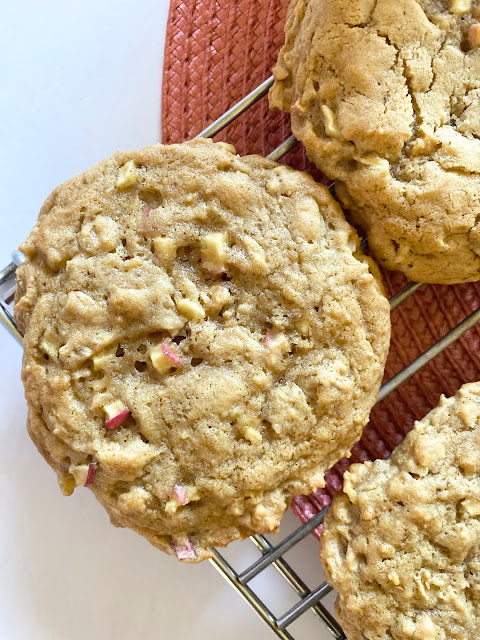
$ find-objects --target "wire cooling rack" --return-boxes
[3,76,480,640]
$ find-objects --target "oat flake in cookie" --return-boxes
[321,382,480,640]
[271,0,480,284]
[15,139,390,562]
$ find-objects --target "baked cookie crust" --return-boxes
[271,0,480,284]
[15,139,390,561]
[321,381,480,640]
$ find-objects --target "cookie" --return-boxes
[15,138,390,562]
[321,382,480,640]
[271,0,480,284]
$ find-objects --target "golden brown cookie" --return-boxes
[15,139,389,562]
[321,382,480,640]
[271,0,480,284]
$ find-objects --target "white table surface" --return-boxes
[0,2,333,639]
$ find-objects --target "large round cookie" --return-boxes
[321,382,480,640]
[271,0,480,284]
[15,139,390,562]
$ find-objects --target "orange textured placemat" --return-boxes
[161,0,480,534]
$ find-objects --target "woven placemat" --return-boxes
[161,0,480,535]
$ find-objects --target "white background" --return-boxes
[0,2,332,639]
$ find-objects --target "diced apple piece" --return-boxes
[470,23,480,46]
[40,328,62,360]
[171,539,197,561]
[116,160,138,190]
[321,105,340,138]
[166,485,199,513]
[265,330,275,347]
[104,400,127,420]
[450,0,471,14]
[150,343,182,374]
[84,462,97,487]
[173,484,187,505]
[153,237,176,259]
[244,426,263,445]
[69,463,88,486]
[124,257,144,270]
[265,330,290,354]
[105,409,130,430]
[165,500,178,515]
[104,400,130,430]
[92,350,111,371]
[357,155,390,171]
[175,298,205,321]
[200,232,228,272]
[463,499,480,516]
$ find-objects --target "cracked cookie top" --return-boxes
[271,0,480,284]
[321,381,480,640]
[14,139,390,562]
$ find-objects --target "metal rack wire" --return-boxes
[2,76,480,640]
